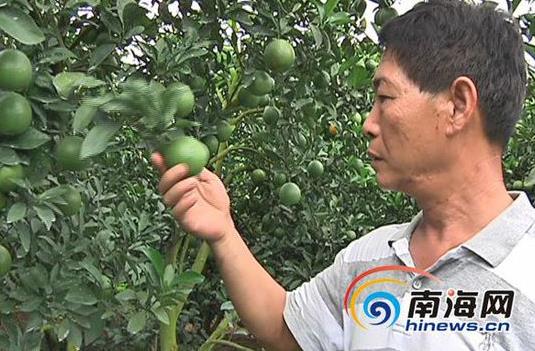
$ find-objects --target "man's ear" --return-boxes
[445,76,479,137]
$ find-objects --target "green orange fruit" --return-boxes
[262,106,280,125]
[189,75,206,92]
[251,169,267,184]
[0,92,32,136]
[202,135,219,155]
[55,136,88,171]
[217,121,234,142]
[0,165,24,193]
[57,185,82,216]
[264,39,296,73]
[512,180,523,190]
[0,49,32,92]
[273,172,287,187]
[238,87,261,108]
[250,71,275,95]
[345,230,357,240]
[257,94,270,107]
[374,7,398,26]
[167,82,195,118]
[307,160,324,178]
[279,182,301,206]
[161,136,209,176]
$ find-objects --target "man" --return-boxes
[151,0,534,350]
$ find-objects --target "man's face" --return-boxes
[363,52,452,194]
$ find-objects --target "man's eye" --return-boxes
[377,95,392,101]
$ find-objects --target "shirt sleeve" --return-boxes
[283,248,347,351]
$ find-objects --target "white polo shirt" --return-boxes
[283,191,535,350]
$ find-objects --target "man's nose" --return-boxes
[362,105,379,139]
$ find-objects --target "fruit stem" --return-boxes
[198,313,236,351]
[177,234,191,274]
[159,225,182,351]
[159,307,179,351]
[202,339,255,351]
[229,108,263,126]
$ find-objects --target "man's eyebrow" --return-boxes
[372,76,395,91]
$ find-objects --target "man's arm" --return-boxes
[212,227,301,350]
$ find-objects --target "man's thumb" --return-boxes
[151,152,167,175]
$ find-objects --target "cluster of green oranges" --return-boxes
[157,38,317,209]
[161,39,296,180]
[0,49,34,227]
[0,49,86,276]
[250,159,324,207]
[0,49,83,215]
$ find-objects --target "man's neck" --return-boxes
[409,173,514,271]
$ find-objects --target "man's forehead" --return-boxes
[372,76,397,91]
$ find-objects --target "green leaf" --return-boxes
[66,0,100,7]
[127,311,146,334]
[38,186,68,201]
[524,167,535,188]
[312,0,326,21]
[67,322,82,348]
[0,147,21,165]
[327,12,351,26]
[0,128,51,150]
[151,305,169,325]
[220,300,235,311]
[115,289,136,302]
[19,298,43,313]
[65,287,98,305]
[73,103,97,132]
[310,25,323,48]
[348,64,369,89]
[89,43,116,70]
[80,121,121,159]
[84,314,105,345]
[56,319,69,342]
[163,264,175,288]
[512,0,521,12]
[101,9,122,34]
[18,223,31,253]
[0,6,45,44]
[33,205,55,230]
[175,270,204,288]
[174,118,201,129]
[324,0,341,18]
[7,202,27,223]
[118,0,135,22]
[53,72,105,99]
[39,47,77,64]
[80,261,103,287]
[177,48,210,66]
[141,247,165,277]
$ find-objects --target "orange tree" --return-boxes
[0,0,534,350]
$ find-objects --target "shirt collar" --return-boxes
[387,191,535,268]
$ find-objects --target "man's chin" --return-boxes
[375,176,400,192]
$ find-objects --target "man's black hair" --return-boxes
[378,0,527,150]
